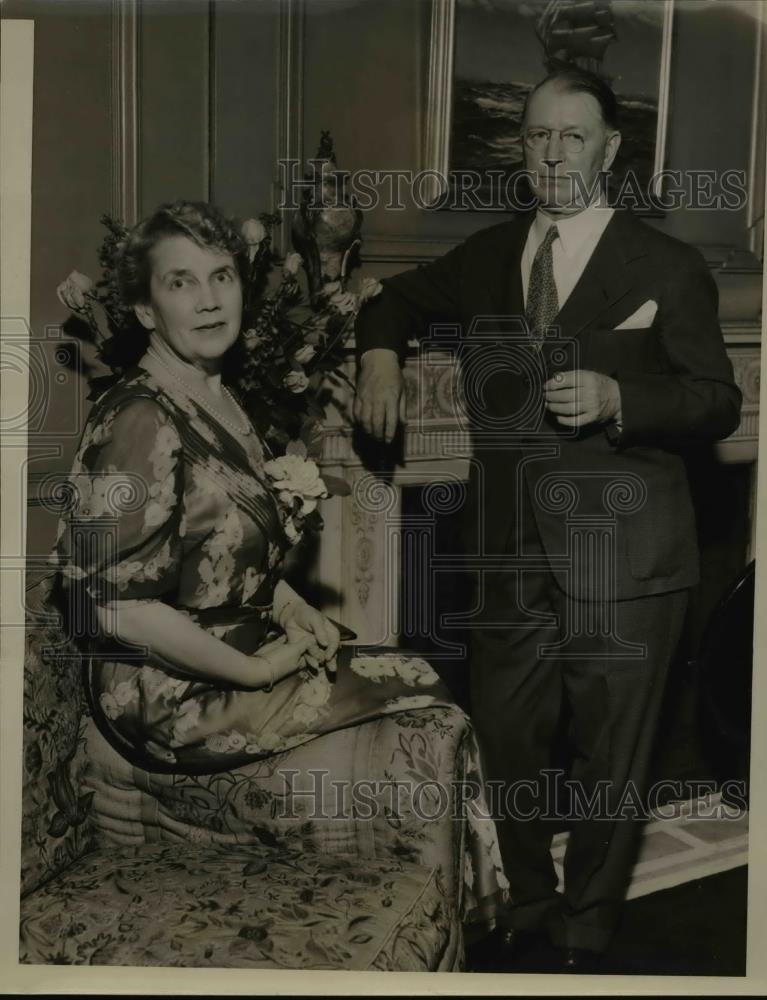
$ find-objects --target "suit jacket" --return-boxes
[355,210,742,600]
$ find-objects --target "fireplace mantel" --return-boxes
[316,322,761,644]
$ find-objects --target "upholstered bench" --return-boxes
[19,572,471,971]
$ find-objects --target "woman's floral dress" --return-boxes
[51,365,508,922]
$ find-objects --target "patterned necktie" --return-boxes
[525,224,559,348]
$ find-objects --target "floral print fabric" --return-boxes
[21,573,96,897]
[19,843,459,970]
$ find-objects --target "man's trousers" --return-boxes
[468,502,688,953]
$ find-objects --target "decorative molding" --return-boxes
[349,486,377,609]
[111,0,140,225]
[721,320,762,344]
[649,0,675,198]
[421,0,455,207]
[273,0,305,255]
[729,352,762,407]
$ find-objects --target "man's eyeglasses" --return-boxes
[523,128,586,154]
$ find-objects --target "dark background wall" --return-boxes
[138,0,211,212]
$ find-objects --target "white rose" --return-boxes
[283,252,303,276]
[56,270,94,311]
[242,218,267,260]
[283,369,310,394]
[264,454,328,515]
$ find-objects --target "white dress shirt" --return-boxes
[521,201,615,310]
[521,200,622,426]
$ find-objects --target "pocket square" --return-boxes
[615,299,658,329]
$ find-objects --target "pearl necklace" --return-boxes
[147,346,252,437]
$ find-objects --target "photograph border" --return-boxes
[2,3,767,994]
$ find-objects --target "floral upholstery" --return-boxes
[80,707,468,902]
[21,573,95,897]
[19,843,459,970]
[20,570,492,970]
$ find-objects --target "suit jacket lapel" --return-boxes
[472,209,648,338]
[552,210,648,337]
[475,212,534,318]
[504,212,534,319]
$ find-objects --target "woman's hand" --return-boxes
[253,633,318,689]
[281,600,341,672]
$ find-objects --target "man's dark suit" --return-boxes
[356,209,741,950]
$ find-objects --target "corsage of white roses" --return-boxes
[264,452,330,544]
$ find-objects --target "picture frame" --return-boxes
[423,0,675,211]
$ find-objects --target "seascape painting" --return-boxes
[432,0,673,206]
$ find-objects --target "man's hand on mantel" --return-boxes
[354,348,406,443]
[543,369,623,427]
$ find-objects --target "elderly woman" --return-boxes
[51,201,499,792]
[51,205,509,934]
[54,202,342,773]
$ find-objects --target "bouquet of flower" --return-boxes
[56,137,382,542]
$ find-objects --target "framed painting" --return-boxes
[424,0,674,210]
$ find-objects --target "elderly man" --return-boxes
[354,68,741,971]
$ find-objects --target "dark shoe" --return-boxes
[560,946,603,974]
[468,927,559,972]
